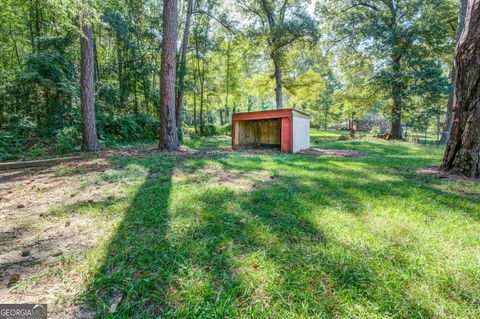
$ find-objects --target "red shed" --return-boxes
[232,109,310,153]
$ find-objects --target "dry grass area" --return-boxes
[0,157,122,317]
[298,148,364,158]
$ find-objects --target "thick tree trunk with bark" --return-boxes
[80,23,100,152]
[159,0,179,150]
[441,0,480,177]
[440,0,469,144]
[273,56,283,109]
[387,53,403,140]
[385,2,403,140]
[175,0,194,131]
[388,95,403,140]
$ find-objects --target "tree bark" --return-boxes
[385,1,403,140]
[116,33,125,110]
[159,0,179,150]
[441,0,480,178]
[323,105,328,131]
[175,0,194,130]
[388,94,403,139]
[224,38,231,122]
[80,22,100,152]
[272,54,283,110]
[387,53,403,140]
[199,58,205,127]
[440,0,469,144]
[193,63,198,131]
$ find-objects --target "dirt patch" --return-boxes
[176,165,273,191]
[100,147,197,158]
[298,148,364,158]
[0,156,131,317]
[416,168,473,181]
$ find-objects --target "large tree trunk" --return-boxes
[386,2,403,140]
[388,94,403,139]
[175,0,194,131]
[272,55,283,110]
[441,0,480,178]
[387,53,403,140]
[80,22,100,152]
[159,0,179,150]
[440,0,469,144]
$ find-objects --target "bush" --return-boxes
[55,126,81,154]
[368,127,383,138]
[1,114,37,137]
[0,132,24,161]
[184,124,232,138]
[97,113,159,144]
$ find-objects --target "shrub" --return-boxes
[0,132,24,161]
[55,126,81,154]
[97,113,159,144]
[184,124,232,138]
[368,127,383,138]
[1,114,37,137]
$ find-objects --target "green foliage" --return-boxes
[0,0,459,157]
[0,132,24,161]
[97,113,159,144]
[2,114,37,137]
[318,0,456,127]
[183,124,232,138]
[368,127,383,138]
[55,126,81,154]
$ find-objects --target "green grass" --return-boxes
[311,129,368,141]
[53,137,480,318]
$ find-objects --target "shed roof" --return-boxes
[232,108,310,121]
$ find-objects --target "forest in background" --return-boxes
[0,0,458,159]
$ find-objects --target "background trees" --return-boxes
[238,0,317,109]
[319,0,456,139]
[0,0,465,158]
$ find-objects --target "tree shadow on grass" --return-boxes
[79,156,259,317]
[79,151,478,318]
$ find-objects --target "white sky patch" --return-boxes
[307,0,317,16]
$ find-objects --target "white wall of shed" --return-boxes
[292,115,310,152]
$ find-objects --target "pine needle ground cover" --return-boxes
[2,137,479,318]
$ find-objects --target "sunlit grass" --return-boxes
[45,137,480,318]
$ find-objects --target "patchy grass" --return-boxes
[1,137,480,318]
[311,128,368,141]
[182,135,231,150]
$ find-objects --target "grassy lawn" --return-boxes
[2,137,480,318]
[311,129,368,141]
